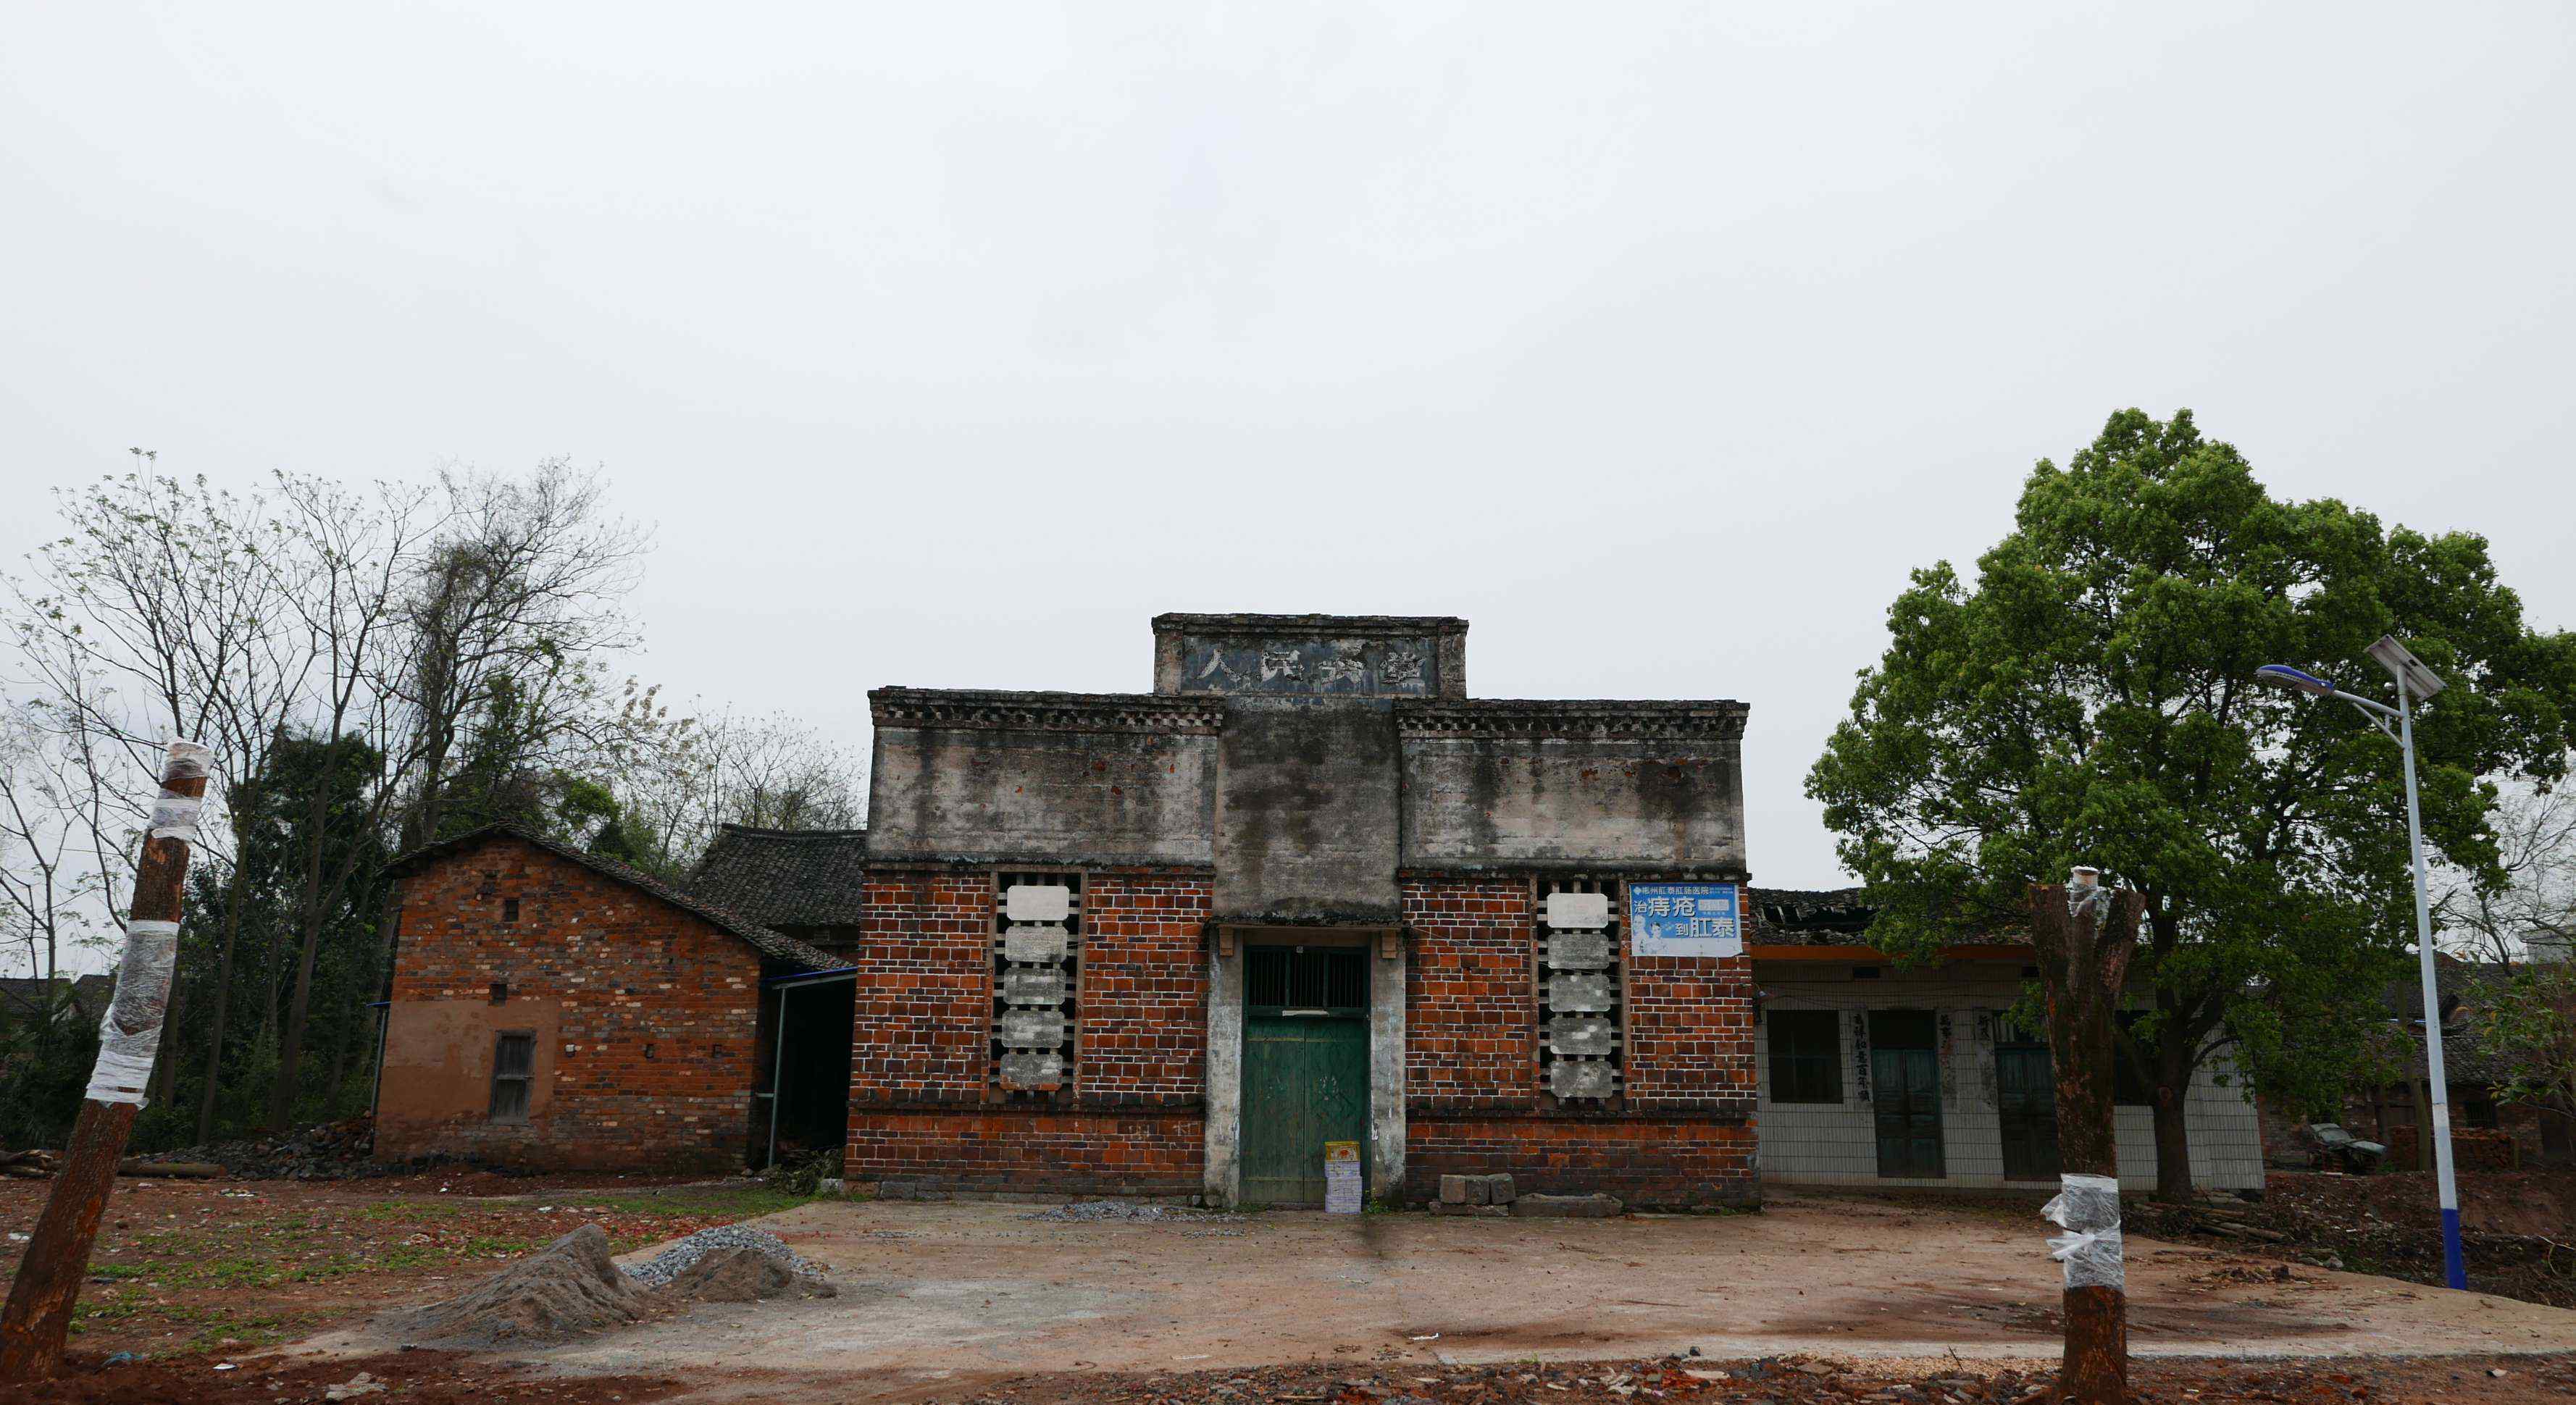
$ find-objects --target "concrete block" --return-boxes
[1549,1059,1615,1100]
[1439,1174,1468,1204]
[1466,1176,1492,1205]
[1544,932,1612,970]
[1511,1193,1623,1219]
[1484,1174,1517,1204]
[1546,972,1614,1012]
[1430,1201,1508,1217]
[1546,1016,1615,1057]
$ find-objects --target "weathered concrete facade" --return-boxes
[841,613,1759,1208]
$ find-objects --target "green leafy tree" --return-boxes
[1808,408,2576,1198]
[2474,961,2576,1133]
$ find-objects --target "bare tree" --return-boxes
[261,473,443,1131]
[392,460,648,851]
[0,701,106,986]
[6,470,314,1125]
[2436,769,2576,967]
[617,705,865,871]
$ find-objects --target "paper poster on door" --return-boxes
[1628,881,1741,958]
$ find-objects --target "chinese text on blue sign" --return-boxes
[1628,882,1741,958]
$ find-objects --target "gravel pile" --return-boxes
[1024,1201,1237,1224]
[622,1223,821,1288]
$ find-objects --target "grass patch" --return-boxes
[572,1187,812,1220]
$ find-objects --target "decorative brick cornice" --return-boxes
[1151,612,1468,641]
[869,688,1224,735]
[1394,699,1749,742]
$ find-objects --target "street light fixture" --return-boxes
[2255,635,2465,1291]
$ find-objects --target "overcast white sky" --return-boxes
[5,3,2573,897]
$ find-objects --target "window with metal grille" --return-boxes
[489,1032,535,1122]
[1247,947,1366,1014]
[992,872,1081,1103]
[1537,877,1621,1104]
[1766,1010,1843,1104]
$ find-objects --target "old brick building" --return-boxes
[375,829,835,1171]
[375,611,2265,1202]
[710,612,1761,1208]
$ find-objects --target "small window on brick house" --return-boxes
[489,1032,535,1122]
[992,873,1081,1104]
[502,897,520,923]
[488,981,509,1005]
[1538,877,1621,1104]
[1768,1010,1844,1104]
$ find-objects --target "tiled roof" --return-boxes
[0,973,115,1022]
[688,825,871,928]
[383,823,837,973]
[1746,886,1875,939]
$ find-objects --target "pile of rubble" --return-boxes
[131,1115,385,1180]
[2127,1170,2576,1307]
[1432,1173,1621,1218]
[376,1222,835,1349]
[0,1149,62,1180]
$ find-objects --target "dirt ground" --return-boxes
[0,1173,811,1359]
[2128,1171,2576,1308]
[256,1191,2572,1402]
[9,1181,2576,1403]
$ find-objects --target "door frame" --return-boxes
[1204,925,1405,1209]
[1239,944,1370,1206]
[1868,1007,1946,1180]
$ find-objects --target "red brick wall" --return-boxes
[1397,876,1757,1207]
[1408,1115,1757,1207]
[1077,875,1211,1104]
[1403,880,1536,1110]
[1626,946,1757,1112]
[845,868,1212,1195]
[849,873,992,1104]
[378,835,762,1172]
[848,1110,1203,1196]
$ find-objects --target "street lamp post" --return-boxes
[2254,636,2467,1291]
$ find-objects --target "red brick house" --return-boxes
[376,826,834,1172]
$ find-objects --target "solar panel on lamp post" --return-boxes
[2254,637,2466,1291]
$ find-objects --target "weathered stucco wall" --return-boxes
[1398,703,1749,873]
[866,690,1219,868]
[1212,697,1402,923]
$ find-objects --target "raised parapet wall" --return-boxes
[866,689,1221,868]
[1395,700,1749,875]
[866,688,1750,878]
[1152,613,1468,699]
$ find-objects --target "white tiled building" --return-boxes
[1746,893,2266,1194]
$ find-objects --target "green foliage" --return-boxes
[1808,408,2576,1176]
[2475,961,2576,1118]
[759,1146,843,1196]
[0,989,100,1147]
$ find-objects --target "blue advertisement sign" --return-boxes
[1628,882,1741,958]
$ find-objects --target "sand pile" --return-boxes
[378,1224,649,1346]
[659,1242,838,1301]
[378,1222,835,1346]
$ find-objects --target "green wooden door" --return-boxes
[1240,947,1369,1207]
[1870,1010,1945,1179]
[1995,1042,2061,1181]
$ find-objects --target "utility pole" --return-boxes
[0,740,209,1381]
[2030,867,2142,1405]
